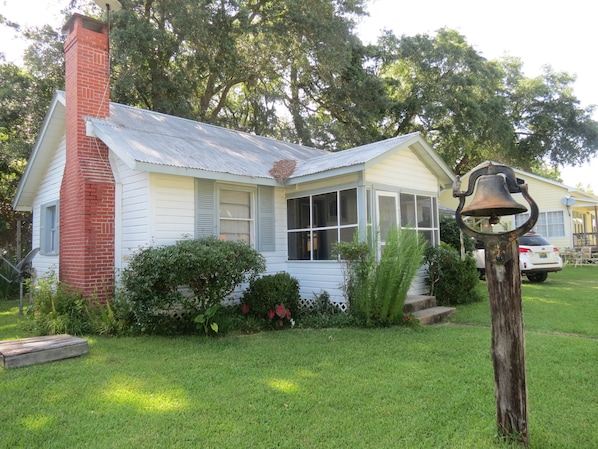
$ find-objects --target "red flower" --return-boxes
[269,309,276,320]
[241,303,250,315]
[275,304,286,318]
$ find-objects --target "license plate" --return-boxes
[539,252,547,258]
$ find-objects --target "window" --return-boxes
[219,189,254,244]
[40,201,59,255]
[287,188,358,260]
[514,210,565,238]
[399,193,438,245]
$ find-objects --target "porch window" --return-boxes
[514,210,565,238]
[219,189,254,244]
[376,192,438,247]
[40,201,59,255]
[287,188,358,260]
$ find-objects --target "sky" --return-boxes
[1,0,597,192]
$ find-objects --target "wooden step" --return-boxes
[0,334,88,369]
[403,295,437,313]
[412,306,456,325]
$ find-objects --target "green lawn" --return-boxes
[0,266,596,448]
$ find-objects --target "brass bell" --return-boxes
[461,174,527,224]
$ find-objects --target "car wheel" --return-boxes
[527,272,548,283]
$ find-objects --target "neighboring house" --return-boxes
[12,14,455,306]
[439,162,598,251]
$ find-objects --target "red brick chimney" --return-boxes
[60,14,115,298]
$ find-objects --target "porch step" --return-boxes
[412,306,456,325]
[403,295,437,313]
[0,334,88,369]
[403,295,455,325]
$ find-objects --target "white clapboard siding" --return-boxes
[287,261,346,304]
[261,187,291,274]
[149,173,195,246]
[30,135,66,278]
[365,148,438,191]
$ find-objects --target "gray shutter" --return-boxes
[257,185,275,251]
[195,179,216,238]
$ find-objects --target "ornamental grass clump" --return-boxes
[336,227,426,326]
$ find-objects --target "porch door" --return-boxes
[375,191,399,257]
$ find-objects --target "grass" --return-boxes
[0,266,596,449]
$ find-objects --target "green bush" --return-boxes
[120,237,265,335]
[439,215,475,253]
[241,272,300,327]
[25,273,89,335]
[296,291,356,329]
[424,243,481,306]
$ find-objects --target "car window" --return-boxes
[519,235,551,246]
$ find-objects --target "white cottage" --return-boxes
[13,14,455,306]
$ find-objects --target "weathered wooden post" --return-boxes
[453,162,538,447]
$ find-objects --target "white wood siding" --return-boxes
[365,148,438,191]
[113,157,150,270]
[287,261,346,304]
[149,173,195,246]
[30,135,65,278]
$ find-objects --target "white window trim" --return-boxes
[217,185,256,246]
[40,200,59,256]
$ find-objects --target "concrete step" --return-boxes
[412,306,456,325]
[403,295,437,313]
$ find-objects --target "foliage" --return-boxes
[376,29,598,175]
[341,227,426,326]
[297,290,356,329]
[24,272,89,335]
[194,304,220,336]
[424,243,481,306]
[439,215,475,253]
[332,233,372,304]
[241,272,300,324]
[0,260,20,299]
[120,237,265,335]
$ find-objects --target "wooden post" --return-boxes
[485,239,529,447]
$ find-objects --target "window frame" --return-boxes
[217,185,256,245]
[287,188,358,261]
[40,200,59,255]
[514,210,565,238]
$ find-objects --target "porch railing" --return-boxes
[573,232,597,248]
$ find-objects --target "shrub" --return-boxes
[120,237,265,335]
[439,215,475,253]
[424,243,481,306]
[296,291,355,329]
[24,272,89,335]
[241,272,300,327]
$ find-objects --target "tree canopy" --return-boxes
[1,0,598,253]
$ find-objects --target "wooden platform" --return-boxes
[0,334,88,369]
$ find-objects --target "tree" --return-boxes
[108,0,370,146]
[376,29,598,175]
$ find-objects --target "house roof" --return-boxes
[14,91,456,210]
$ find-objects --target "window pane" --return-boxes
[220,220,250,243]
[313,229,337,260]
[287,197,311,230]
[340,189,357,225]
[220,190,251,219]
[340,226,358,242]
[417,196,433,228]
[288,231,311,260]
[378,195,397,242]
[400,193,416,227]
[313,192,337,228]
[419,230,434,246]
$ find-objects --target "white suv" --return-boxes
[474,233,563,283]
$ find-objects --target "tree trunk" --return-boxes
[485,239,529,447]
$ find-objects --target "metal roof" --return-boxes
[14,91,456,210]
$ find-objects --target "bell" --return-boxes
[461,174,527,223]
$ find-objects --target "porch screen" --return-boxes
[287,188,358,260]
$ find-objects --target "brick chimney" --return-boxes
[60,14,115,298]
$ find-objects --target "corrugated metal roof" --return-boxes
[88,102,327,180]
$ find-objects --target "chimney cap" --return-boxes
[62,13,107,34]
[93,0,122,12]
